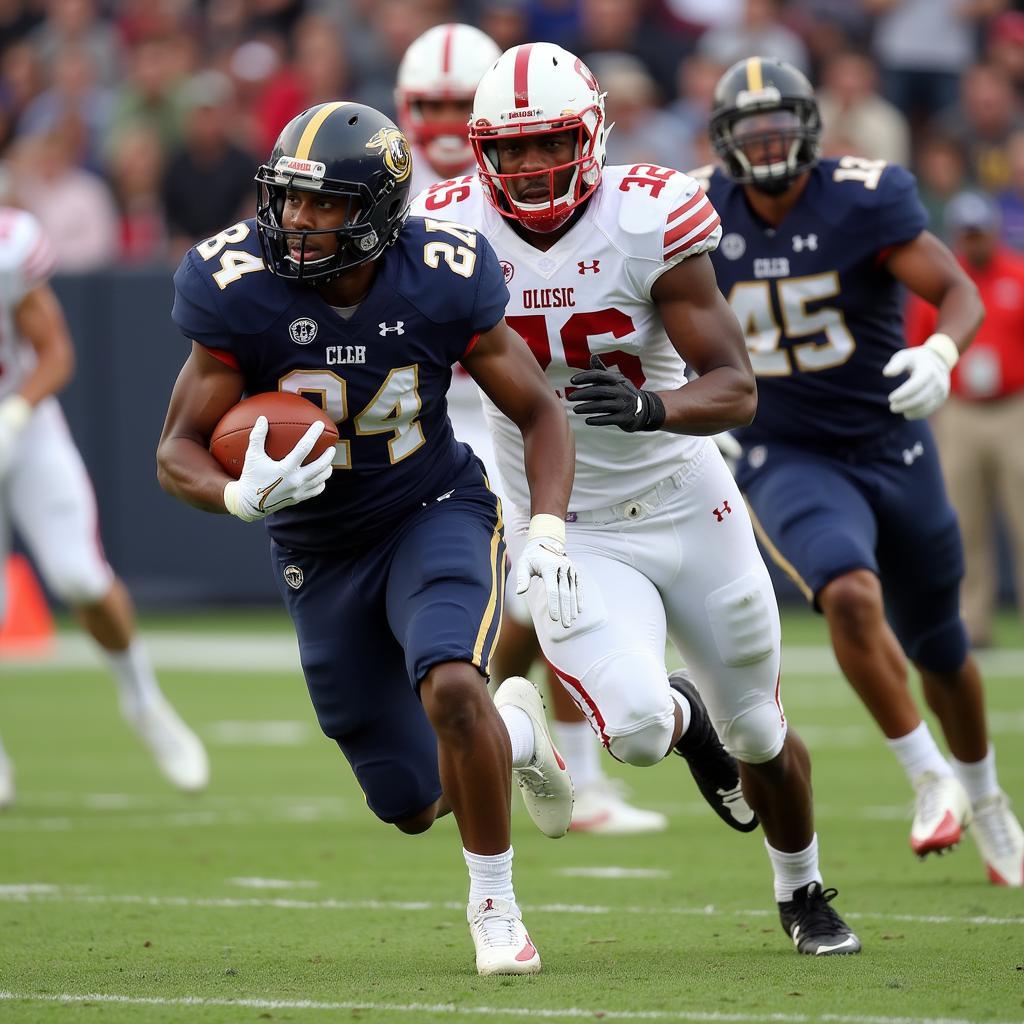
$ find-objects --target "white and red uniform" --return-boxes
[412,166,787,765]
[0,208,112,616]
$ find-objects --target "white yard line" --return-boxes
[0,887,1019,927]
[4,633,1023,677]
[0,991,1017,1024]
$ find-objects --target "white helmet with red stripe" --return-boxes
[469,42,608,233]
[396,24,501,178]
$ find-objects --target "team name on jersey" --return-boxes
[521,287,576,309]
[326,345,367,365]
[753,257,791,279]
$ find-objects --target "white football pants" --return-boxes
[0,397,113,617]
[506,440,787,767]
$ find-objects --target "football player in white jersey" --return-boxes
[399,25,666,834]
[412,43,860,956]
[0,208,208,806]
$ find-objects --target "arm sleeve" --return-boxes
[468,232,510,336]
[2,210,56,305]
[170,252,237,353]
[865,164,929,256]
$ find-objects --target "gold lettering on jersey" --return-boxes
[521,287,576,309]
[753,257,791,279]
[326,345,367,365]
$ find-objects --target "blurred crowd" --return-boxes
[0,0,1020,271]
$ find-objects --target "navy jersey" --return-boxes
[171,215,508,553]
[703,157,928,446]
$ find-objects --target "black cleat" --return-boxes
[670,669,758,833]
[778,882,861,955]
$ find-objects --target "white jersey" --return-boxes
[0,208,56,400]
[408,146,476,204]
[411,164,722,512]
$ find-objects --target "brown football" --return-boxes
[210,391,339,479]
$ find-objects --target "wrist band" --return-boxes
[924,333,960,370]
[223,480,254,522]
[0,394,32,432]
[528,512,566,543]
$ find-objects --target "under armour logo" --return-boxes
[484,898,494,911]
[378,321,404,336]
[792,234,818,252]
[577,260,601,275]
[902,441,924,466]
[712,500,732,522]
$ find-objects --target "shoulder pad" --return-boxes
[409,175,482,220]
[0,207,54,289]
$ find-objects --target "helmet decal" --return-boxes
[366,127,412,183]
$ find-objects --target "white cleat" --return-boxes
[0,755,14,810]
[467,897,541,976]
[123,696,209,793]
[910,771,971,857]
[970,792,1024,887]
[570,777,668,835]
[494,676,573,838]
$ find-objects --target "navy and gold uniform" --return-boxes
[705,156,969,672]
[172,195,510,821]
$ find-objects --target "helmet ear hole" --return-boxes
[348,115,359,126]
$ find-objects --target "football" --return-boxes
[210,392,339,478]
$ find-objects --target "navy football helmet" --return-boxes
[255,102,413,282]
[710,57,821,196]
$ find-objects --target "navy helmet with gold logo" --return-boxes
[255,102,413,282]
[710,57,821,196]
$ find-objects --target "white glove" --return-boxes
[883,334,959,420]
[0,394,31,480]
[223,415,335,522]
[515,513,582,628]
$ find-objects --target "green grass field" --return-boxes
[2,609,1023,1024]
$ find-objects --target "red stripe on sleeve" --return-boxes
[663,198,713,248]
[665,188,705,226]
[462,332,482,358]
[663,214,721,261]
[201,345,240,368]
[513,44,535,108]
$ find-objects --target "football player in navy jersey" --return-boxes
[157,102,584,975]
[702,58,1024,886]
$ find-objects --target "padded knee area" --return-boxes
[40,558,111,608]
[705,574,777,668]
[607,705,676,766]
[720,700,787,765]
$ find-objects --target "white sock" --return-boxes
[951,746,1000,807]
[464,846,515,905]
[498,705,535,768]
[103,639,162,714]
[668,686,692,738]
[552,720,600,790]
[765,834,823,903]
[886,721,952,784]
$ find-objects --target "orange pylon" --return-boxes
[0,555,54,656]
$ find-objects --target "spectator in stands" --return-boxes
[107,34,189,159]
[905,192,1024,648]
[997,131,1024,253]
[18,44,112,172]
[9,129,118,272]
[818,49,909,166]
[988,11,1024,99]
[160,70,254,263]
[697,0,810,77]
[591,53,693,169]
[0,40,45,151]
[566,0,684,99]
[478,0,529,51]
[932,63,1024,194]
[667,53,723,170]
[253,14,351,156]
[107,122,166,265]
[29,0,121,86]
[915,133,970,240]
[868,0,983,127]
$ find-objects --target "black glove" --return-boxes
[568,355,666,432]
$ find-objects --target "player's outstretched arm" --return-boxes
[881,231,984,420]
[0,284,76,478]
[464,318,581,627]
[648,252,757,435]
